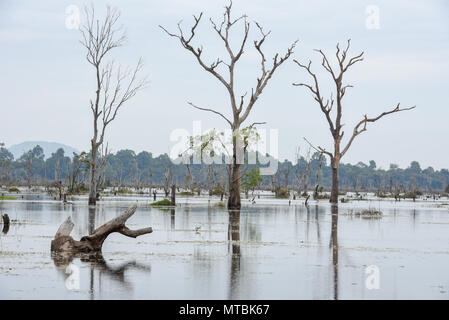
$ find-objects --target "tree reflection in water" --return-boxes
[51,251,151,299]
[227,209,240,299]
[170,208,175,230]
[330,205,339,300]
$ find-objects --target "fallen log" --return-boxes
[51,204,152,253]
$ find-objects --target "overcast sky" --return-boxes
[1,0,448,170]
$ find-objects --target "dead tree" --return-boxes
[148,167,153,197]
[96,143,110,198]
[80,5,148,205]
[294,146,312,196]
[23,151,33,187]
[294,39,415,203]
[313,152,324,199]
[207,165,215,196]
[283,165,291,189]
[160,0,297,209]
[51,204,152,253]
[184,162,194,193]
[163,164,172,197]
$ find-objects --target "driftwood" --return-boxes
[51,204,152,253]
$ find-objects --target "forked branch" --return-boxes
[51,204,152,253]
[341,103,416,157]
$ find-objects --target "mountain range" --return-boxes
[7,141,79,160]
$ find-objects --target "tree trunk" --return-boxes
[88,144,97,205]
[51,204,152,253]
[228,130,243,210]
[228,163,241,210]
[171,184,176,206]
[330,166,339,203]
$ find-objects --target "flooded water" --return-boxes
[1,194,449,299]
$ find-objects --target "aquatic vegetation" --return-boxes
[356,209,383,219]
[179,191,194,196]
[150,199,173,206]
[116,188,135,194]
[275,188,290,199]
[215,201,225,208]
[0,195,17,200]
[212,186,224,196]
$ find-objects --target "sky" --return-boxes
[0,0,448,170]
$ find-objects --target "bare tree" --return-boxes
[80,5,148,205]
[97,143,110,195]
[160,1,297,209]
[163,163,173,197]
[294,39,415,203]
[283,164,291,189]
[312,152,324,199]
[148,167,153,196]
[294,146,312,197]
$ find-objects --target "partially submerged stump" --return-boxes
[51,204,152,253]
[2,213,10,234]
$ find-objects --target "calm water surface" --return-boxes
[0,195,448,299]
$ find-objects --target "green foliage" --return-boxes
[315,193,330,200]
[212,186,224,196]
[402,190,422,199]
[150,199,173,206]
[275,188,290,198]
[179,191,194,196]
[116,188,135,194]
[242,168,263,192]
[215,201,225,208]
[2,143,449,194]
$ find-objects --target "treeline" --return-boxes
[1,145,448,193]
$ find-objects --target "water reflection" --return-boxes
[228,210,241,300]
[170,208,175,230]
[88,206,96,235]
[330,205,339,300]
[315,204,321,243]
[51,251,151,297]
[1,199,449,299]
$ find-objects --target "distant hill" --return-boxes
[8,141,80,160]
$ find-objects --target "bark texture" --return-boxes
[51,204,152,253]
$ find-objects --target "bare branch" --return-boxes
[293,59,335,135]
[303,137,332,158]
[159,13,231,91]
[341,104,416,157]
[187,101,233,127]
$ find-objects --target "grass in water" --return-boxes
[150,199,173,206]
[0,195,17,200]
